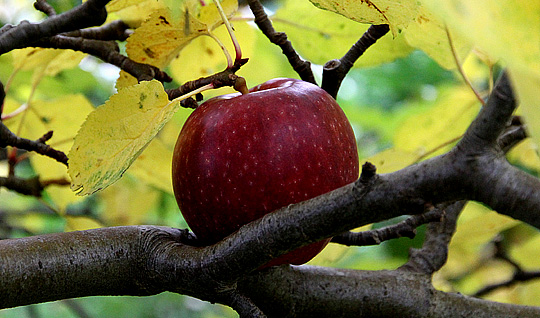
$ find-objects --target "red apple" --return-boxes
[172,78,359,267]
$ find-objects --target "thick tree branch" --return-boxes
[239,266,540,318]
[322,24,390,98]
[2,226,540,318]
[246,0,316,84]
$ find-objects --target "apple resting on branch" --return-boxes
[172,78,359,267]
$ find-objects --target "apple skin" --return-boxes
[172,78,359,267]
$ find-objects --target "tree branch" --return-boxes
[239,266,540,318]
[0,123,68,165]
[62,20,131,41]
[322,24,390,98]
[246,0,316,84]
[331,208,443,246]
[0,0,111,54]
[32,35,171,83]
[34,0,57,17]
[0,176,43,197]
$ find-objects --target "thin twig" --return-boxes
[321,24,389,98]
[332,209,444,246]
[0,123,68,165]
[34,0,57,16]
[246,0,316,84]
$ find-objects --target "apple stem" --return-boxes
[207,32,233,70]
[233,76,249,95]
[213,0,242,65]
[170,83,214,104]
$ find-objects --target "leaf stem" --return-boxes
[207,32,233,69]
[170,83,214,104]
[446,26,485,106]
[213,0,242,64]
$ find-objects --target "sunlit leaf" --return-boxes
[68,80,181,196]
[126,9,207,69]
[12,48,86,87]
[106,0,168,27]
[509,69,540,150]
[119,0,238,88]
[403,7,471,69]
[274,0,413,67]
[12,48,85,76]
[420,0,540,145]
[309,0,420,34]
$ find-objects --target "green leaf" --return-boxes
[68,80,181,195]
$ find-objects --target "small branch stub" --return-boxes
[360,162,377,183]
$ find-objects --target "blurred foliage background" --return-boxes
[1,0,540,317]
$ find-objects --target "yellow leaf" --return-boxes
[107,0,167,28]
[169,20,255,85]
[65,216,103,231]
[309,0,420,35]
[274,0,413,67]
[12,48,86,76]
[99,175,160,225]
[394,85,480,157]
[68,80,181,195]
[125,1,237,68]
[420,0,540,74]
[194,0,238,30]
[420,1,540,143]
[403,8,471,69]
[126,9,208,69]
[510,232,540,271]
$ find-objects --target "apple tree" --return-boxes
[2,0,540,317]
